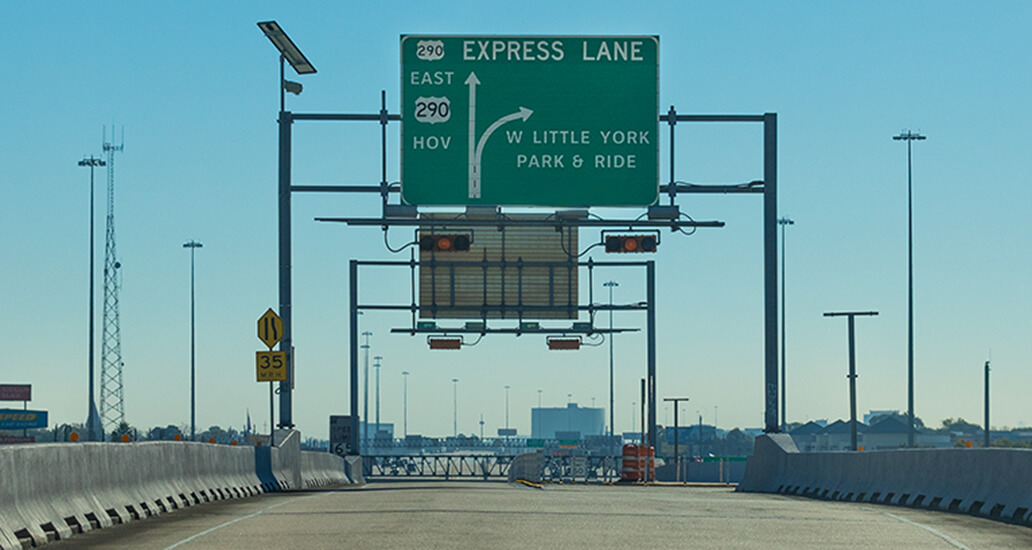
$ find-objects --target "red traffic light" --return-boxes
[604,235,657,253]
[420,234,471,252]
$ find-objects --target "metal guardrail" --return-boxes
[363,455,515,480]
[363,454,622,482]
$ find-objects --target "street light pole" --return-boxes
[183,240,203,441]
[402,371,409,438]
[452,378,459,436]
[777,218,794,431]
[984,360,991,448]
[604,280,618,443]
[361,331,371,450]
[374,355,382,436]
[504,385,511,432]
[893,130,925,447]
[79,156,105,442]
[824,310,878,451]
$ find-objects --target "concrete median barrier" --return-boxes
[738,434,1032,525]
[0,430,355,550]
[508,451,543,484]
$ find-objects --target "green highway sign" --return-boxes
[401,35,658,207]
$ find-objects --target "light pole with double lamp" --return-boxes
[183,240,203,440]
[893,129,925,447]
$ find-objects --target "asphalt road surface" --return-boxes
[51,482,1032,549]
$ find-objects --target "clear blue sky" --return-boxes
[3,1,1030,440]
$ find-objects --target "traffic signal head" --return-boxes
[428,337,463,350]
[420,234,471,252]
[604,234,657,253]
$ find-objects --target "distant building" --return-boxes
[789,421,825,452]
[359,422,394,439]
[531,403,604,439]
[814,420,867,451]
[862,415,910,450]
[864,409,900,425]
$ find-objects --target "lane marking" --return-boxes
[884,512,972,550]
[164,493,324,549]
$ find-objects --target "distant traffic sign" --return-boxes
[330,415,353,456]
[257,308,283,349]
[256,351,288,382]
[401,35,658,207]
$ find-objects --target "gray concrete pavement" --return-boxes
[52,482,1032,549]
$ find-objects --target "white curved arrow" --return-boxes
[465,72,533,199]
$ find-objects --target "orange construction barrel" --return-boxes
[621,444,641,481]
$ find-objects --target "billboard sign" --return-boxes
[0,384,31,401]
[0,435,35,444]
[401,35,658,207]
[0,409,48,430]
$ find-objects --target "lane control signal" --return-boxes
[420,234,471,252]
[604,235,657,253]
[547,337,582,350]
[428,337,463,350]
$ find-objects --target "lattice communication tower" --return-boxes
[100,127,125,434]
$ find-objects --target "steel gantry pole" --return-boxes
[79,155,105,442]
[349,260,359,455]
[893,130,925,447]
[277,106,294,432]
[778,217,794,430]
[764,113,779,434]
[647,261,657,460]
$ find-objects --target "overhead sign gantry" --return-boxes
[400,35,658,207]
[261,24,778,463]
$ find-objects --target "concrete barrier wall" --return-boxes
[345,456,365,485]
[301,451,351,488]
[507,451,543,483]
[0,442,263,549]
[738,434,1032,524]
[271,430,302,490]
[0,431,359,550]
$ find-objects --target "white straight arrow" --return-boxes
[465,72,480,198]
